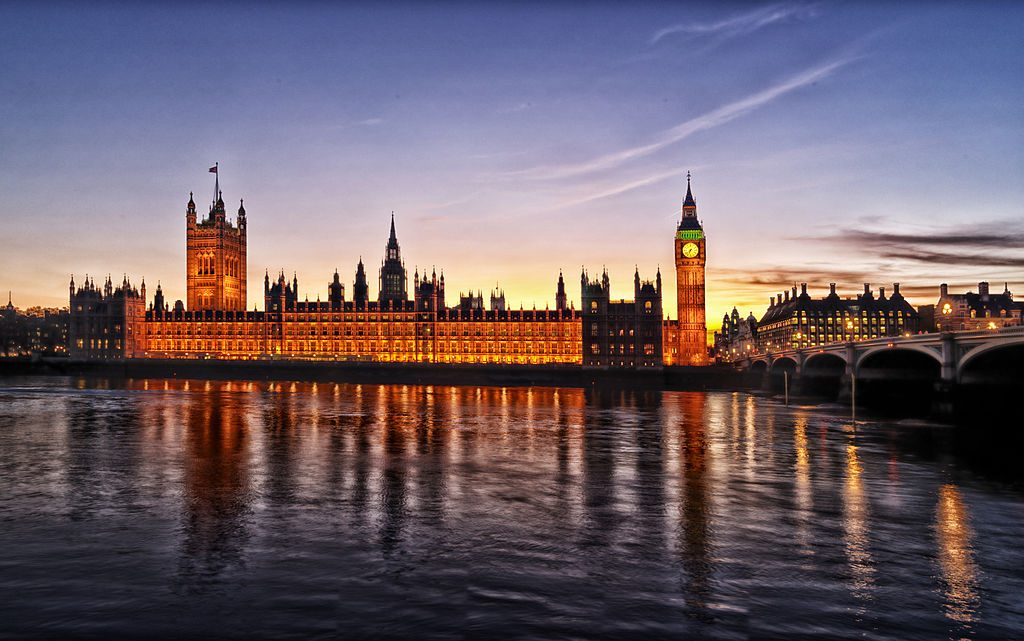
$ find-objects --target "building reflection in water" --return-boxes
[792,416,813,556]
[842,439,875,606]
[935,483,980,634]
[179,384,252,589]
[674,392,714,622]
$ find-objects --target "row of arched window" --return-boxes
[196,254,242,278]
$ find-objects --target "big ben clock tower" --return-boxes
[674,172,708,365]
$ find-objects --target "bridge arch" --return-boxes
[854,344,942,376]
[956,338,1024,382]
[804,351,847,370]
[769,356,799,373]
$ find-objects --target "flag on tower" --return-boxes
[209,165,218,173]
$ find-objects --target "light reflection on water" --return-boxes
[0,377,1022,640]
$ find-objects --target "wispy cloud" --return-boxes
[498,102,533,114]
[506,56,854,182]
[333,117,384,130]
[650,3,819,45]
[552,167,685,210]
[799,222,1024,268]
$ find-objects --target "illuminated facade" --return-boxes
[186,189,247,312]
[753,282,920,353]
[674,174,708,365]
[67,170,712,367]
[138,206,583,364]
[935,282,1022,331]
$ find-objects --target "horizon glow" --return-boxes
[1,3,1022,333]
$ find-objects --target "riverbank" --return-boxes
[0,357,754,391]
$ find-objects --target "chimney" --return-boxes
[800,283,807,295]
[940,283,948,298]
[863,283,871,296]
[770,296,776,306]
[893,283,901,296]
[829,283,837,295]
[978,281,989,298]
[784,291,790,302]
[791,285,797,298]
[879,286,886,299]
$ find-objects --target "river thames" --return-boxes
[0,377,1021,640]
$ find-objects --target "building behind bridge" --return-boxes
[936,282,1022,331]
[719,282,921,356]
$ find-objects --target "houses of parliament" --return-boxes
[68,172,709,367]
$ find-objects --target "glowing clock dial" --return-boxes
[682,242,699,258]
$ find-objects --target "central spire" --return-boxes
[389,211,397,244]
[683,171,696,209]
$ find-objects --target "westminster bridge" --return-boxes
[729,326,1024,419]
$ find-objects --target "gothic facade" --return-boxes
[69,170,709,368]
[580,267,664,368]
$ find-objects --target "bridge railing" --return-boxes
[720,324,1024,365]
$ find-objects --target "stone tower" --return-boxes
[378,213,407,309]
[674,173,707,365]
[186,178,247,311]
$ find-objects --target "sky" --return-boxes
[1,2,1022,331]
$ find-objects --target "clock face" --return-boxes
[682,242,699,258]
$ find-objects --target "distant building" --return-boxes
[0,293,69,357]
[917,304,936,333]
[714,307,757,360]
[936,282,1022,331]
[581,267,663,368]
[458,290,485,313]
[754,282,920,352]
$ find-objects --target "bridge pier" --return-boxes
[929,334,958,419]
[836,344,857,405]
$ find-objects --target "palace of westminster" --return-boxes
[38,169,1022,366]
[67,173,711,367]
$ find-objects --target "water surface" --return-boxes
[0,377,1021,640]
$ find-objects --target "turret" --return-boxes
[556,270,567,312]
[154,281,165,312]
[186,192,197,229]
[329,269,344,310]
[238,199,247,234]
[354,258,369,309]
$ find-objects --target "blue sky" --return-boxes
[1,2,1022,327]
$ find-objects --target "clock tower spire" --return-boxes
[674,172,708,365]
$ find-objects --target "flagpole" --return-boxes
[214,162,219,204]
